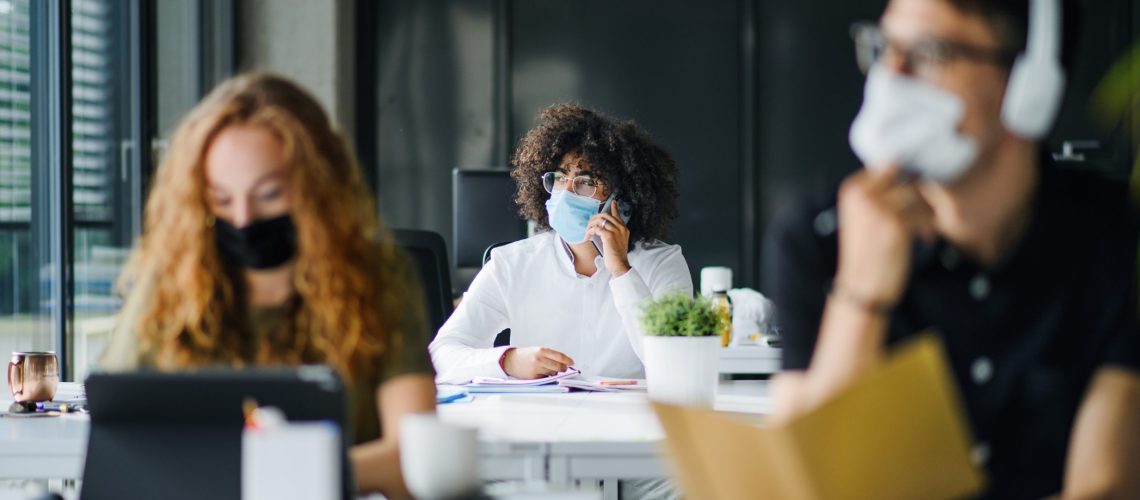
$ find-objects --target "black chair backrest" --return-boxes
[81,368,350,500]
[453,168,527,267]
[482,240,514,267]
[392,229,454,337]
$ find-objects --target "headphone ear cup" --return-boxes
[1001,54,1065,139]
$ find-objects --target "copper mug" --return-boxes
[8,351,59,404]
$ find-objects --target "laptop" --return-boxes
[80,366,352,500]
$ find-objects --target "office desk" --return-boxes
[719,345,781,375]
[1,382,88,480]
[2,381,770,500]
[437,380,771,498]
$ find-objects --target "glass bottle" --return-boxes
[711,289,732,347]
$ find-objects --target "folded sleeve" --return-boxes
[376,252,437,385]
[428,256,514,383]
[609,244,694,362]
[1101,237,1140,373]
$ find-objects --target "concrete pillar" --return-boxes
[237,0,356,143]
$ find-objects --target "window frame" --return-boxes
[15,0,234,381]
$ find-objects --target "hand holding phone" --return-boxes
[587,195,633,277]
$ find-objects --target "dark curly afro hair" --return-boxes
[510,103,680,244]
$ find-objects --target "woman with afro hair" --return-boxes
[431,103,692,383]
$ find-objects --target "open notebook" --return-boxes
[465,368,647,393]
[471,367,582,386]
[654,334,984,500]
[465,367,579,393]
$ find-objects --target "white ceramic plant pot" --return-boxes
[643,335,720,407]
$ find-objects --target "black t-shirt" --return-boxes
[763,165,1140,499]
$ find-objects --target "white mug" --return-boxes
[399,412,479,499]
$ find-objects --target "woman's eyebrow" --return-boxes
[251,170,286,188]
[556,165,593,176]
[205,170,285,197]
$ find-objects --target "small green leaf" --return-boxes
[640,291,726,337]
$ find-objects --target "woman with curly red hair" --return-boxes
[430,103,692,384]
[98,73,435,497]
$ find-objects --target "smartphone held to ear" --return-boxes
[600,194,633,225]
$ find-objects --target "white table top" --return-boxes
[439,380,770,444]
[0,381,771,481]
[719,345,781,374]
[1,382,90,480]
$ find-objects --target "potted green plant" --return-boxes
[640,291,726,406]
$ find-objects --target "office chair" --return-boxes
[453,168,527,268]
[391,229,454,338]
[482,240,513,267]
[482,241,514,347]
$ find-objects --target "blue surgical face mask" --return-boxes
[545,189,605,244]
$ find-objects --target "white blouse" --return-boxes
[429,231,693,383]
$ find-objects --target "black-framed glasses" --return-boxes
[850,22,1016,80]
[541,171,601,197]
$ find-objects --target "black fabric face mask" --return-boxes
[213,214,298,270]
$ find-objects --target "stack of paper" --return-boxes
[465,367,580,393]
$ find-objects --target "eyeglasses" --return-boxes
[850,22,1016,80]
[541,172,602,197]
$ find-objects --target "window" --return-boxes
[0,0,49,366]
[0,0,232,382]
[71,0,131,381]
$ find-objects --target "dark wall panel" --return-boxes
[754,1,881,217]
[365,0,1139,294]
[752,1,882,293]
[372,0,497,253]
[511,0,743,285]
[1047,0,1135,177]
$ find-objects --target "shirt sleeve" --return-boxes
[1101,234,1140,373]
[761,199,838,371]
[609,244,694,362]
[376,252,437,385]
[428,256,513,384]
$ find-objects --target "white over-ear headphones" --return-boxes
[1001,0,1065,139]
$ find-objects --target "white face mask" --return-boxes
[849,65,978,184]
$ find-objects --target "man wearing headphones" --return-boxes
[765,0,1140,497]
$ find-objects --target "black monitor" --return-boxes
[452,168,527,267]
[81,367,351,500]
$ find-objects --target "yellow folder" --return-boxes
[653,334,985,500]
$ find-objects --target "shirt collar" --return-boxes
[912,162,1053,278]
[552,232,606,278]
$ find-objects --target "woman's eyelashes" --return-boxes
[209,191,232,207]
[206,184,282,216]
[256,186,283,202]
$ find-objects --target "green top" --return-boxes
[99,262,436,445]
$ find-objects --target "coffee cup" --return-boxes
[8,351,60,404]
[399,412,478,499]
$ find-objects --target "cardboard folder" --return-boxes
[653,334,984,500]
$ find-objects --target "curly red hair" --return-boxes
[123,73,416,383]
